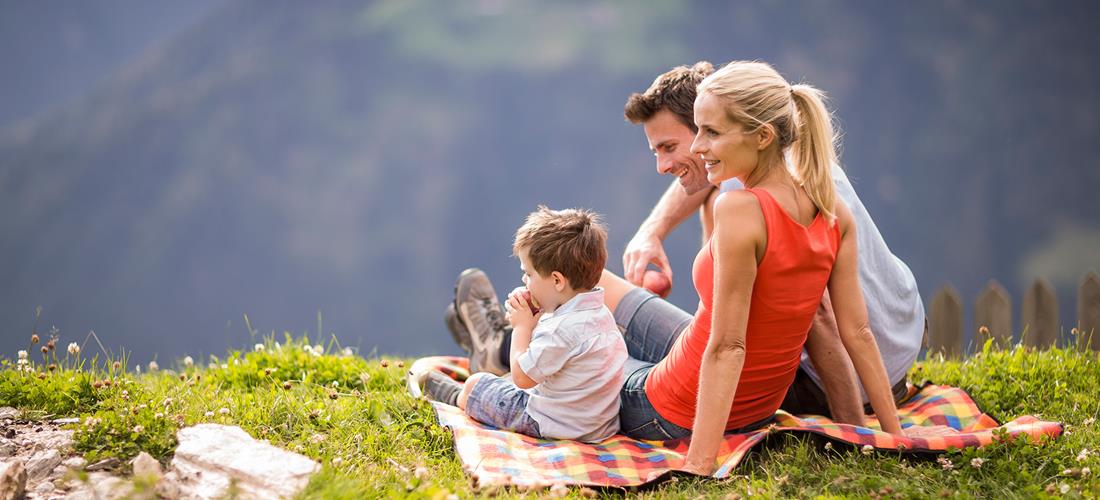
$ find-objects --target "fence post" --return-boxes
[929,285,963,358]
[975,280,1012,348]
[1021,278,1059,349]
[1079,271,1100,350]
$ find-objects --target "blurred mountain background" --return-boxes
[1,0,1098,364]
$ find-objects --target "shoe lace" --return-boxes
[481,298,510,333]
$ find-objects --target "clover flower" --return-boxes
[31,334,39,345]
[218,408,230,416]
[861,444,873,455]
[155,412,164,419]
[1083,467,1091,477]
[17,350,27,360]
[112,361,121,371]
[342,347,353,357]
[1079,449,1089,462]
[970,458,984,469]
[183,356,194,367]
[204,411,215,418]
[254,343,265,352]
[313,345,324,356]
[67,343,80,355]
[132,425,144,434]
[937,457,954,470]
[824,442,834,451]
[148,361,158,372]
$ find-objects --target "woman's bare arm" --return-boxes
[682,191,764,475]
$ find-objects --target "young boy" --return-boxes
[426,206,627,443]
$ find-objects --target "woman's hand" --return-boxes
[678,459,716,477]
[504,287,541,331]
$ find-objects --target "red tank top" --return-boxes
[645,188,842,430]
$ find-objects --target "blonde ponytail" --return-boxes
[790,84,838,222]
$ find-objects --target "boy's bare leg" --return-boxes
[457,373,486,411]
[804,291,865,425]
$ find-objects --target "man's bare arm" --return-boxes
[623,180,715,285]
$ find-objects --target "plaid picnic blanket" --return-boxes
[407,356,1063,489]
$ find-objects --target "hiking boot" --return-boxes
[444,302,472,354]
[454,268,510,376]
[423,371,463,406]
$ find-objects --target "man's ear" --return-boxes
[552,271,567,292]
[756,123,777,151]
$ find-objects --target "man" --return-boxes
[618,62,924,423]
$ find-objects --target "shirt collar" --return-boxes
[551,287,605,316]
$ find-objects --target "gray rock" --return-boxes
[0,460,26,500]
[164,424,320,499]
[84,457,119,472]
[131,452,161,479]
[25,448,62,481]
[62,472,136,500]
[0,440,16,458]
[0,408,19,421]
[50,418,80,426]
[61,457,86,470]
[32,478,54,496]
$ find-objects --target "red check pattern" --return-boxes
[408,356,1063,488]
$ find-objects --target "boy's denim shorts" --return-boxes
[465,374,542,438]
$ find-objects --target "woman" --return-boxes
[600,60,903,475]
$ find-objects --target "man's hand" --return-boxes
[504,287,541,331]
[623,230,673,286]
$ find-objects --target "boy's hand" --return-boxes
[505,287,541,331]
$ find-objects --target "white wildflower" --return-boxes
[861,444,873,455]
[1085,417,1096,426]
[313,345,324,356]
[218,407,230,415]
[154,412,164,419]
[824,442,833,451]
[67,343,80,355]
[332,457,344,467]
[937,457,954,470]
[220,364,227,369]
[414,466,428,480]
[310,433,326,444]
[1079,449,1089,462]
[342,347,353,357]
[232,358,239,365]
[1083,467,1091,477]
[148,361,158,371]
[183,356,194,367]
[970,457,984,469]
[1060,484,1070,494]
[330,380,339,388]
[135,365,141,373]
[132,425,144,434]
[204,411,214,418]
[17,350,27,360]
[254,343,265,352]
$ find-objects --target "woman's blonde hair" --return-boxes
[697,61,838,221]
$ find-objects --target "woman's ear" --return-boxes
[756,123,777,151]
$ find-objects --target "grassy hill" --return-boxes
[3,332,1098,497]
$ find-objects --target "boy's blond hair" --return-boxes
[513,206,607,290]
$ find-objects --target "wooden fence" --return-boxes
[926,271,1100,357]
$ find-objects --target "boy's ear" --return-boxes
[552,271,567,292]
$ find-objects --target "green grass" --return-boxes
[2,334,1099,498]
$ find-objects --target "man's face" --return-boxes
[642,109,712,195]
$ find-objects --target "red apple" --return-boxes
[520,289,541,314]
[642,270,672,298]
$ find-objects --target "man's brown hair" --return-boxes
[623,61,715,132]
[513,206,607,290]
